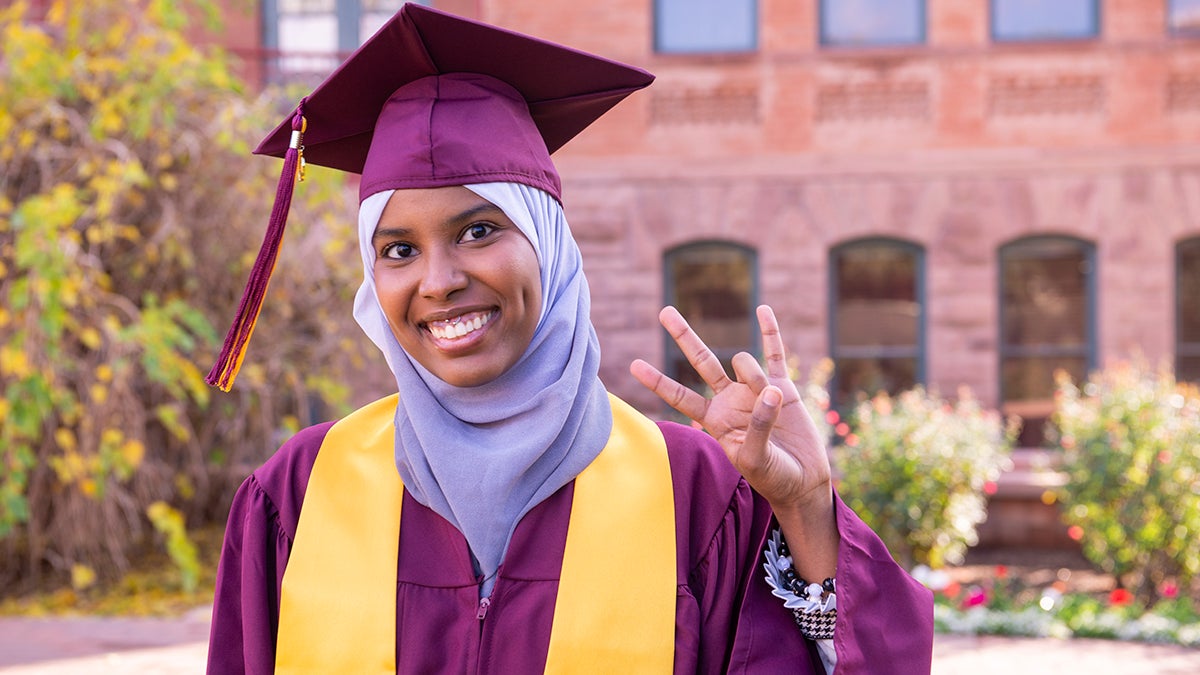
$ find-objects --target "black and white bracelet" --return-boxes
[762,528,837,641]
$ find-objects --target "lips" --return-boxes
[425,310,494,340]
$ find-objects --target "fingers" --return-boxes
[731,351,767,391]
[630,358,709,422]
[756,305,789,381]
[659,306,733,394]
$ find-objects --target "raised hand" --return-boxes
[630,305,839,579]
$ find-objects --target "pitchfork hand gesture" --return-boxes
[630,305,839,581]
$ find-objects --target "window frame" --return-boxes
[990,0,1101,43]
[1169,0,1200,37]
[818,0,927,48]
[997,235,1097,445]
[827,237,926,408]
[652,0,759,54]
[1176,236,1200,382]
[662,240,760,394]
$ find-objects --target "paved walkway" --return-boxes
[1,609,1198,673]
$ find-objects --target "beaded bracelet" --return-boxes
[762,529,837,640]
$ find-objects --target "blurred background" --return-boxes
[1,0,1199,670]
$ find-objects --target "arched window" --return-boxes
[828,238,925,407]
[1178,237,1200,383]
[663,242,758,394]
[999,236,1096,447]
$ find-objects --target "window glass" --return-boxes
[821,0,924,46]
[992,0,1098,41]
[1000,237,1094,446]
[1169,0,1200,35]
[1178,238,1200,383]
[361,0,408,44]
[830,240,923,405]
[665,243,757,395]
[655,0,757,53]
[268,1,426,83]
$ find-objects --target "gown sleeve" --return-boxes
[726,488,935,674]
[206,474,291,675]
[666,421,933,674]
[206,423,330,675]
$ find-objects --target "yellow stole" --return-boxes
[275,393,676,673]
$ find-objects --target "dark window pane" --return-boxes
[831,241,922,403]
[1180,239,1200,344]
[993,0,1098,41]
[656,0,756,53]
[833,357,918,404]
[1179,238,1200,383]
[1179,356,1200,384]
[821,0,924,46]
[835,244,919,348]
[1001,239,1090,349]
[1169,0,1200,35]
[665,243,756,392]
[669,244,754,351]
[1002,356,1088,447]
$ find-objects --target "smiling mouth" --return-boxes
[426,311,494,340]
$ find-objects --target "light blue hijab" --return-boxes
[353,182,612,594]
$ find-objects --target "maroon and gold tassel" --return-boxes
[206,103,308,391]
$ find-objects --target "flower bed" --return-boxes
[918,562,1200,646]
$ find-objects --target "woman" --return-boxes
[206,4,932,673]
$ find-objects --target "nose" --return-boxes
[418,249,468,299]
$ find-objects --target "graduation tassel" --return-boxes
[206,103,307,391]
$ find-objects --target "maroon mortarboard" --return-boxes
[206,2,654,391]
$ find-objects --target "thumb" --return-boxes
[740,385,781,468]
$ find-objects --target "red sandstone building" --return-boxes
[170,0,1200,545]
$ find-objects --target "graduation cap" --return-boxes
[206,2,654,391]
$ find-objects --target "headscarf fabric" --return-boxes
[352,182,612,594]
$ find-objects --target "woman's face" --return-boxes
[371,186,542,388]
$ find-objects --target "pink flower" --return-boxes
[835,422,850,436]
[983,481,998,496]
[961,586,988,609]
[825,410,840,425]
[1161,581,1179,599]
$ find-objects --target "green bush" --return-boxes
[0,0,374,591]
[1052,364,1200,607]
[833,387,1016,569]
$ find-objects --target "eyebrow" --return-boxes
[372,202,504,246]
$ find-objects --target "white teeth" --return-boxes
[429,312,491,340]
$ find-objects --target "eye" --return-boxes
[460,222,496,243]
[380,242,415,260]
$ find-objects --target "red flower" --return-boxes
[1108,588,1133,606]
[835,422,850,436]
[942,581,961,599]
[994,565,1008,580]
[1067,525,1084,541]
[844,433,859,447]
[825,410,840,425]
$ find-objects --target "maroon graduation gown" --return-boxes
[207,419,933,674]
